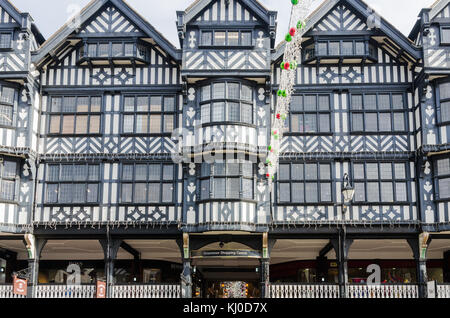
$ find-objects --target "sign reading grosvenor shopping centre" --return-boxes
[191,250,261,259]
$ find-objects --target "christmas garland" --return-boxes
[267,0,314,182]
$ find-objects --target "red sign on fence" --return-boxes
[96,281,106,298]
[13,276,27,296]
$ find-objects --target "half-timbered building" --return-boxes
[0,0,450,299]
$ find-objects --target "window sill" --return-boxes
[0,125,15,130]
[197,122,256,129]
[46,134,103,137]
[198,198,257,204]
[120,133,174,137]
[349,131,409,135]
[198,45,255,50]
[284,132,333,136]
[0,200,18,205]
[43,203,100,206]
[119,203,176,206]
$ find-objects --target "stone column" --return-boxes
[177,233,192,298]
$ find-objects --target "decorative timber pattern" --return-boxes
[0,6,17,24]
[193,0,259,23]
[184,50,269,71]
[80,5,140,34]
[312,4,370,32]
[42,49,180,86]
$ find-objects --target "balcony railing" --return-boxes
[36,284,96,298]
[0,284,26,298]
[270,283,340,298]
[437,284,450,298]
[111,284,181,298]
[346,284,419,298]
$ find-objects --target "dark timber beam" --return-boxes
[319,241,334,258]
[120,242,140,260]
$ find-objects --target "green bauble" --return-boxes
[285,34,292,42]
[282,90,287,97]
[291,0,299,4]
[280,62,285,69]
[297,20,304,29]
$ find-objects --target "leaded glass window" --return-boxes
[0,159,17,201]
[0,86,14,127]
[120,163,175,204]
[122,95,175,134]
[277,163,332,203]
[45,164,100,204]
[350,93,406,132]
[48,96,101,135]
[290,94,331,133]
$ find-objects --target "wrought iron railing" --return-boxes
[270,283,340,298]
[346,284,419,298]
[111,283,181,298]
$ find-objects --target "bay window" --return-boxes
[0,159,17,202]
[200,81,254,125]
[0,86,14,127]
[436,158,450,199]
[200,161,254,200]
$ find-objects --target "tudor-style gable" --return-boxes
[80,5,141,35]
[33,0,180,70]
[179,0,276,80]
[312,3,371,33]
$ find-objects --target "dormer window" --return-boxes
[199,30,253,47]
[78,40,149,65]
[302,39,377,63]
[0,33,12,49]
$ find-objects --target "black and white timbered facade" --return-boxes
[0,0,450,299]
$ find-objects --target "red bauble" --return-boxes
[276,113,281,119]
[289,28,296,37]
[266,173,270,178]
[284,62,290,70]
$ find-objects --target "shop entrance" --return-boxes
[191,259,262,298]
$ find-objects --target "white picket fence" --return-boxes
[346,284,419,298]
[36,284,96,298]
[270,284,340,298]
[437,284,450,298]
[0,285,25,298]
[111,284,181,298]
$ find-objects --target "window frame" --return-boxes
[440,26,450,45]
[199,80,254,126]
[349,92,408,134]
[288,93,332,135]
[121,95,176,135]
[119,163,176,205]
[0,157,18,203]
[79,40,149,63]
[437,80,450,125]
[351,161,410,204]
[0,32,13,50]
[44,163,101,205]
[0,85,15,128]
[47,96,102,136]
[199,29,254,47]
[199,161,255,202]
[435,157,450,201]
[276,162,333,204]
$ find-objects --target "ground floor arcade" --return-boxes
[0,229,450,298]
